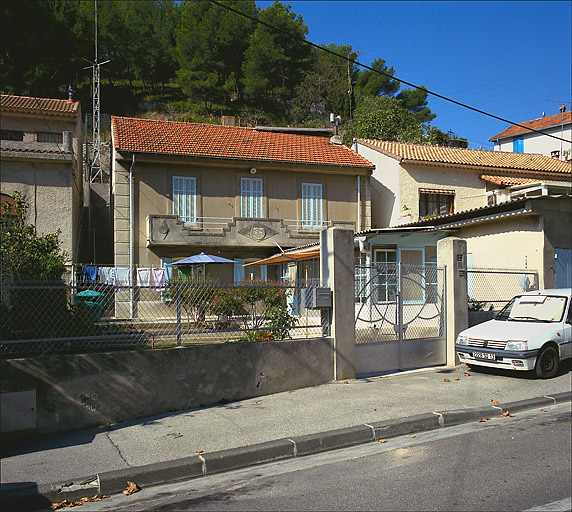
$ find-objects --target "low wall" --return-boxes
[1,338,333,435]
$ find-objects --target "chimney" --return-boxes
[542,112,545,117]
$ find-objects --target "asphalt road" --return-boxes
[67,404,572,512]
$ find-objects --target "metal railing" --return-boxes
[0,279,327,358]
[467,267,539,311]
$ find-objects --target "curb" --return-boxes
[3,391,570,510]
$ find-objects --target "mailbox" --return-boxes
[305,287,332,309]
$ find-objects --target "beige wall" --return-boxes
[399,164,487,222]
[456,214,546,286]
[113,154,370,270]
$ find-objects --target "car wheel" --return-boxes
[535,346,559,379]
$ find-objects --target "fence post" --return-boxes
[437,237,468,367]
[320,227,355,380]
[176,287,182,346]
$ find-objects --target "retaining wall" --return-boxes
[1,338,333,435]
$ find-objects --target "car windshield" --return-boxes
[496,295,568,323]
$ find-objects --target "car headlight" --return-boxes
[457,335,469,345]
[505,340,528,351]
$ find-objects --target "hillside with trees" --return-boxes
[0,0,466,147]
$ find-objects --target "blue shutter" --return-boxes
[513,138,523,153]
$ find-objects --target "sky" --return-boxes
[258,0,572,149]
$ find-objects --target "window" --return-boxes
[373,249,397,303]
[513,138,524,153]
[240,177,263,218]
[419,190,454,218]
[0,130,23,141]
[173,176,196,224]
[37,131,62,143]
[301,183,322,227]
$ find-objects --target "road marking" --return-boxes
[523,497,572,511]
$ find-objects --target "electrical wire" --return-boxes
[208,0,571,144]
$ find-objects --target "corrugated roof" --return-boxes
[112,116,374,169]
[358,139,572,174]
[489,111,571,141]
[480,175,571,186]
[1,94,79,115]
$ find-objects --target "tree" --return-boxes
[354,58,400,99]
[175,0,257,113]
[241,1,312,117]
[291,43,358,126]
[0,192,68,281]
[350,96,425,144]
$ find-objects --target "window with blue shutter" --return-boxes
[241,178,263,218]
[172,176,197,223]
[301,183,322,227]
[513,138,524,153]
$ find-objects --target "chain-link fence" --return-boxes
[467,268,539,311]
[1,278,327,358]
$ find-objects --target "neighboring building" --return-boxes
[489,109,571,161]
[0,94,83,262]
[110,116,374,287]
[353,140,571,227]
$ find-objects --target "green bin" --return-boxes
[74,290,107,322]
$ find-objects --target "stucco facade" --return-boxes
[0,95,83,262]
[111,118,373,286]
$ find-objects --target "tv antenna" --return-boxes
[83,0,109,183]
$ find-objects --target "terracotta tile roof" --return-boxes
[112,116,374,169]
[489,111,571,141]
[359,139,572,175]
[481,175,571,186]
[1,94,79,116]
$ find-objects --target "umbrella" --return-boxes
[169,253,234,265]
[169,252,234,280]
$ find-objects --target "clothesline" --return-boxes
[78,265,167,290]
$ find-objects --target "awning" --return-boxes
[244,246,320,266]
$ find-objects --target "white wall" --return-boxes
[494,124,571,160]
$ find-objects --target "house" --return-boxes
[110,117,374,290]
[489,108,571,161]
[0,94,83,263]
[352,139,571,228]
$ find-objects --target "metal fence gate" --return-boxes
[355,263,446,376]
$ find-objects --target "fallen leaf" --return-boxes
[541,409,549,413]
[195,450,203,453]
[343,381,349,384]
[455,368,460,371]
[443,378,450,382]
[123,481,140,496]
[491,399,499,404]
[464,372,471,377]
[410,435,416,438]
[379,439,388,443]
[454,377,460,381]
[509,414,515,417]
[478,417,491,422]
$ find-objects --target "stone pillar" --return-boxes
[320,227,355,380]
[437,237,468,366]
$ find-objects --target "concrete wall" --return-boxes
[1,338,333,435]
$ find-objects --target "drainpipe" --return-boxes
[357,175,361,232]
[129,154,135,319]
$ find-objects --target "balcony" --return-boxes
[147,215,354,248]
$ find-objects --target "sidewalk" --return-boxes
[1,364,571,509]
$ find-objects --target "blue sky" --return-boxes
[258,1,572,149]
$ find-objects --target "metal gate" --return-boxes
[355,263,446,376]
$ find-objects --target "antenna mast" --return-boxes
[89,0,109,182]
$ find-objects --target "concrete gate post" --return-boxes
[437,237,468,367]
[320,227,356,380]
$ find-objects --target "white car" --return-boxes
[456,289,572,378]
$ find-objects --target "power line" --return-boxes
[208,0,572,145]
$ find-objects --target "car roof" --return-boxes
[520,288,571,297]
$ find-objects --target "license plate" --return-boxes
[473,351,496,361]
